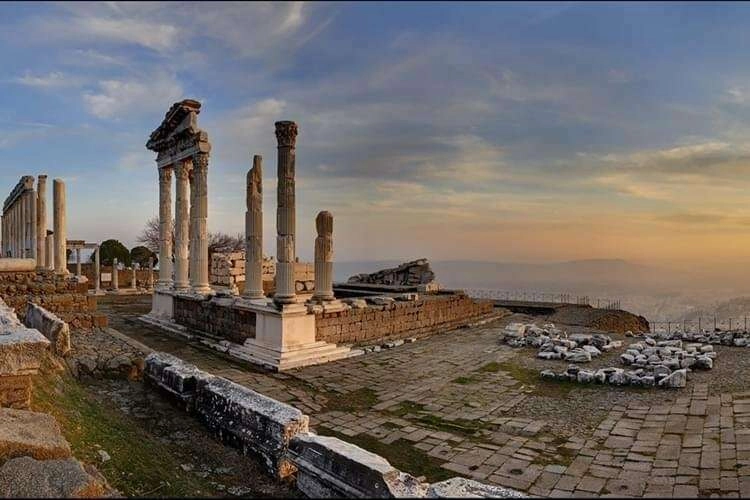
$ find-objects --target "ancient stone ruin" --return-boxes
[347,258,437,288]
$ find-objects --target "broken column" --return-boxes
[273,121,298,307]
[312,211,335,303]
[35,175,46,269]
[244,155,265,300]
[189,153,211,294]
[111,258,119,291]
[174,160,191,291]
[52,179,66,275]
[157,166,173,288]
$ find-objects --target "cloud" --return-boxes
[654,213,727,226]
[117,150,154,170]
[82,73,183,119]
[11,71,82,88]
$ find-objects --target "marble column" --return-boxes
[273,121,298,307]
[173,160,191,291]
[75,248,81,277]
[29,188,37,261]
[94,246,101,294]
[20,192,27,258]
[53,179,66,275]
[244,155,264,299]
[132,264,137,290]
[45,233,53,270]
[189,153,211,294]
[157,166,173,288]
[36,176,46,269]
[112,258,119,291]
[312,211,335,302]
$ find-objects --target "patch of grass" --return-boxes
[493,361,579,398]
[387,401,488,438]
[478,362,502,373]
[323,387,379,412]
[31,359,221,497]
[317,426,453,482]
[451,375,481,385]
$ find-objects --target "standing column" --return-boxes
[45,232,53,270]
[94,246,101,294]
[131,265,137,290]
[173,160,191,291]
[157,166,174,288]
[274,121,298,306]
[29,188,37,261]
[53,180,67,275]
[111,258,119,291]
[148,257,154,290]
[244,155,264,299]
[189,153,211,294]
[36,176,47,269]
[20,193,27,258]
[312,211,335,302]
[75,248,82,277]
[1,214,5,257]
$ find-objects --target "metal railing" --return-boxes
[649,317,750,334]
[463,288,621,310]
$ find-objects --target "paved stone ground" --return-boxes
[99,295,750,498]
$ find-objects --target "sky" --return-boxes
[3,2,750,264]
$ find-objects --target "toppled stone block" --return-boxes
[24,302,70,357]
[347,258,435,287]
[288,433,427,498]
[144,352,214,409]
[658,369,687,388]
[367,296,396,306]
[0,456,110,498]
[426,477,526,498]
[194,376,309,478]
[342,298,368,309]
[0,408,71,461]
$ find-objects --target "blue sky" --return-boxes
[3,2,750,264]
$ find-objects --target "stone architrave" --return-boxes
[244,155,264,300]
[157,166,173,288]
[173,159,191,291]
[273,121,298,307]
[111,258,119,291]
[35,176,47,269]
[189,152,211,294]
[312,211,335,302]
[52,180,66,275]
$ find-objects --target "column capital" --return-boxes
[274,121,298,148]
[192,152,209,170]
[158,165,173,182]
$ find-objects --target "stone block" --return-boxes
[24,302,70,356]
[288,433,427,498]
[194,376,309,477]
[426,477,526,498]
[143,351,213,408]
[0,408,71,461]
[0,456,110,498]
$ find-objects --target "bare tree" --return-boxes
[137,216,245,258]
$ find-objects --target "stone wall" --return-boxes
[71,263,155,289]
[0,270,107,329]
[173,295,256,343]
[315,293,494,345]
[24,303,70,357]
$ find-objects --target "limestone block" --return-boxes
[24,302,70,357]
[0,259,36,272]
[144,352,213,407]
[0,456,110,498]
[289,433,427,498]
[426,477,526,498]
[0,408,71,461]
[194,376,308,477]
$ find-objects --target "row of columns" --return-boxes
[157,152,210,294]
[242,121,336,307]
[1,176,67,275]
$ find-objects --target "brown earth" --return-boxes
[544,304,649,334]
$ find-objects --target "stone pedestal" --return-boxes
[148,289,175,321]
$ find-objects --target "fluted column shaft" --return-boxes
[94,246,101,293]
[313,211,335,302]
[45,233,53,269]
[174,160,191,290]
[53,180,66,274]
[75,248,81,277]
[29,188,37,261]
[157,166,173,288]
[112,258,119,290]
[189,153,211,294]
[273,121,298,306]
[36,176,47,269]
[244,155,264,299]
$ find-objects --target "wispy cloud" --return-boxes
[11,71,82,88]
[82,73,183,119]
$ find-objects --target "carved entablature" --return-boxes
[3,175,35,214]
[147,99,211,169]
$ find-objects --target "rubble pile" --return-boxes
[347,258,436,286]
[620,338,716,370]
[503,323,621,363]
[541,365,688,389]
